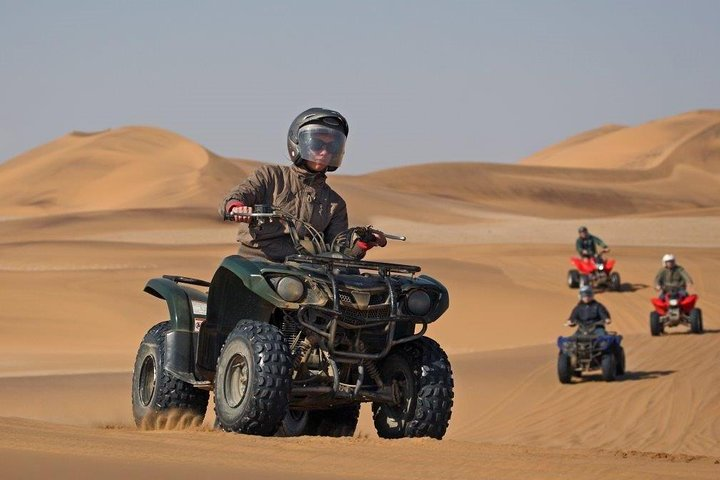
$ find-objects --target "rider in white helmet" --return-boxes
[654,254,694,297]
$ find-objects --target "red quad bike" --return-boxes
[650,287,703,336]
[567,255,621,291]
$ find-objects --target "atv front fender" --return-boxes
[144,278,208,380]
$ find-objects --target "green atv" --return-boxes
[131,205,454,439]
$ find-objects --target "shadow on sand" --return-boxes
[616,370,676,382]
[661,328,720,336]
[618,283,648,293]
[572,370,676,383]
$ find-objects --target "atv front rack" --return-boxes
[286,254,421,275]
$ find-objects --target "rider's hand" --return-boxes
[357,229,387,251]
[564,320,576,327]
[368,230,388,248]
[654,285,662,291]
[582,249,589,256]
[604,318,612,325]
[227,202,252,223]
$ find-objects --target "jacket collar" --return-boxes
[291,164,328,186]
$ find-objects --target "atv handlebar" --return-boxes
[223,205,407,256]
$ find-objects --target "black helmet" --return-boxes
[578,226,588,233]
[287,108,349,172]
[579,285,594,299]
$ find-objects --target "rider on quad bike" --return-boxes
[564,286,612,333]
[575,226,609,261]
[654,254,694,298]
[131,108,454,440]
[557,285,625,383]
[568,227,620,290]
[649,254,702,336]
[220,107,386,262]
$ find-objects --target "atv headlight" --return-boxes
[669,299,679,306]
[406,290,432,316]
[272,276,305,303]
[597,264,604,271]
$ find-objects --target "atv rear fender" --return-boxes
[144,277,208,381]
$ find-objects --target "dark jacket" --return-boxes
[220,164,348,261]
[654,265,693,290]
[569,300,611,326]
[576,234,608,257]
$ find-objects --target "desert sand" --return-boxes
[1,110,719,478]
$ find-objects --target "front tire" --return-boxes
[601,353,617,382]
[690,308,703,334]
[131,322,209,427]
[615,347,626,376]
[557,352,573,384]
[650,311,663,336]
[372,337,454,439]
[567,270,580,289]
[214,320,292,436]
[609,272,621,291]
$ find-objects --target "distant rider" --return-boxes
[576,226,609,261]
[219,108,386,262]
[654,254,694,297]
[564,286,612,335]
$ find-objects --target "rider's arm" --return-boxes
[594,236,608,250]
[599,303,611,322]
[324,197,349,249]
[218,166,271,218]
[569,305,581,324]
[654,269,664,290]
[575,238,583,255]
[679,267,694,286]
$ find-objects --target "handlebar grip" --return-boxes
[384,233,407,241]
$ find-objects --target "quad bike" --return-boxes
[567,253,621,291]
[131,205,454,439]
[649,287,703,336]
[557,320,625,383]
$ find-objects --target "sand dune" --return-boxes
[1,112,719,478]
[521,109,720,170]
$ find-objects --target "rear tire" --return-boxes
[557,353,573,384]
[277,404,360,437]
[650,311,663,336]
[214,320,292,436]
[567,270,580,289]
[372,337,454,439]
[690,308,703,334]
[131,322,209,427]
[609,272,621,291]
[601,353,617,382]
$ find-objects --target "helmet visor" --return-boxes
[297,124,346,169]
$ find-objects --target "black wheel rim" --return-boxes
[225,353,249,408]
[138,355,156,407]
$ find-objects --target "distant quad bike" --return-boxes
[131,205,454,439]
[649,287,703,336]
[567,255,621,291]
[557,320,625,383]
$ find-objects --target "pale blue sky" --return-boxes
[1,1,718,174]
